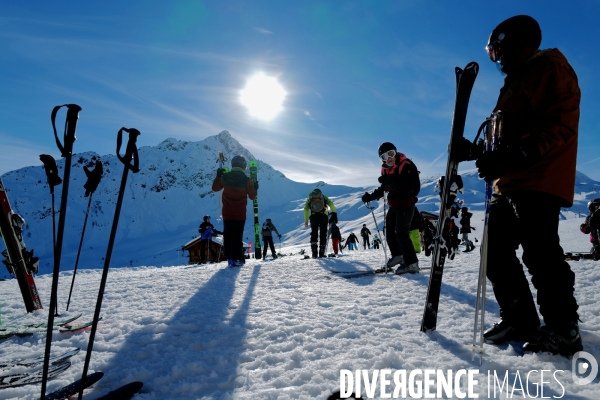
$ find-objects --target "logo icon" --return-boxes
[572,351,598,385]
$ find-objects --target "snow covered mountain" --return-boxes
[2,130,599,279]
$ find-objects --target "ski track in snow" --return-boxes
[0,215,599,399]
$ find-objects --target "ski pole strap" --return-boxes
[116,128,140,173]
[51,104,82,157]
[83,160,104,196]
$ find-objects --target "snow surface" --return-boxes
[1,213,599,399]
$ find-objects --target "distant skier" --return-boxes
[460,15,581,356]
[360,224,371,250]
[372,235,381,250]
[198,215,223,264]
[330,221,342,255]
[212,155,257,268]
[459,207,475,252]
[361,142,421,274]
[261,218,281,260]
[580,198,600,259]
[303,188,337,258]
[345,233,359,251]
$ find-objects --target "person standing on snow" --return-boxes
[303,188,337,258]
[345,233,359,251]
[459,207,475,252]
[360,224,371,250]
[361,142,421,274]
[261,218,282,260]
[212,155,257,268]
[198,215,223,263]
[329,221,342,256]
[580,198,600,259]
[459,15,581,356]
[372,235,381,250]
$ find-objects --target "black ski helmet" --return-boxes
[588,198,600,213]
[486,15,541,63]
[461,207,469,213]
[203,215,211,222]
[378,142,396,158]
[231,155,247,169]
[312,188,322,195]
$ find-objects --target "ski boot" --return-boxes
[311,242,318,259]
[319,245,326,258]
[386,255,404,268]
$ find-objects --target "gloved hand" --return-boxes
[361,192,373,203]
[476,147,529,182]
[329,212,338,224]
[217,168,224,177]
[254,180,259,190]
[454,137,485,162]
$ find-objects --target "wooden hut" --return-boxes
[181,237,251,264]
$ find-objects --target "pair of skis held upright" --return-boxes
[38,105,143,399]
[418,61,501,363]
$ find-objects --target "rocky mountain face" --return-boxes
[1,130,597,278]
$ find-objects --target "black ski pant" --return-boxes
[263,235,276,258]
[362,236,370,249]
[386,205,418,264]
[200,239,218,262]
[223,220,246,262]
[487,191,579,330]
[309,213,328,245]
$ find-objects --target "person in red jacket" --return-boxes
[361,142,421,274]
[212,155,257,267]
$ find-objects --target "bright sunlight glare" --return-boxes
[240,74,286,120]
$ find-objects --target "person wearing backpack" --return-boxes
[261,218,282,260]
[303,188,337,258]
[212,155,257,268]
[361,142,421,274]
[360,224,371,250]
[329,221,342,255]
[198,215,223,264]
[372,235,381,249]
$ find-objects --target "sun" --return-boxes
[240,74,286,120]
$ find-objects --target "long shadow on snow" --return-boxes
[98,264,261,399]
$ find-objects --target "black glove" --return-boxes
[217,168,224,177]
[361,192,373,203]
[455,137,486,162]
[329,212,338,224]
[475,146,536,182]
[254,180,259,190]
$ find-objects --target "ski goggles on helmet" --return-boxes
[485,33,505,63]
[379,149,396,162]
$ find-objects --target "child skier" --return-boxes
[198,215,223,263]
[212,155,257,267]
[261,218,282,260]
[361,142,421,274]
[330,221,342,256]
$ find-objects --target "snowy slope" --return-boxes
[3,130,599,281]
[0,214,599,399]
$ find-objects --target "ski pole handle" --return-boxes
[51,104,82,157]
[116,128,140,173]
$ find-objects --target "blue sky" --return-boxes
[1,1,599,187]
